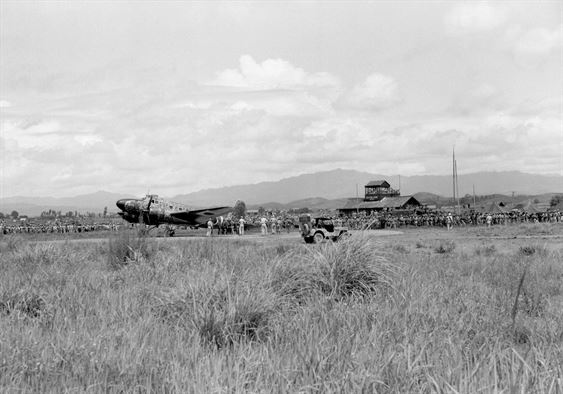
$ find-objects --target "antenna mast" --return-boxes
[455,157,460,213]
[452,147,456,209]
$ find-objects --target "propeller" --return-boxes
[140,195,153,225]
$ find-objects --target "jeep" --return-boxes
[298,215,349,244]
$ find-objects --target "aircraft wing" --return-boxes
[169,206,232,226]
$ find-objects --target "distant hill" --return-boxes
[170,169,562,206]
[1,169,561,216]
[247,197,350,211]
[0,191,136,217]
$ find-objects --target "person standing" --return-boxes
[271,216,277,234]
[207,218,213,237]
[486,213,492,227]
[238,217,246,236]
[260,216,268,235]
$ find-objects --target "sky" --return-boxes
[1,1,562,198]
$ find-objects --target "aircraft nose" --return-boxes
[116,199,128,211]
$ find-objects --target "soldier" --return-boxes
[486,213,492,227]
[238,217,246,236]
[206,218,213,237]
[260,216,268,235]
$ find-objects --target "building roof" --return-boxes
[365,180,390,188]
[484,202,507,213]
[522,201,543,213]
[341,196,420,210]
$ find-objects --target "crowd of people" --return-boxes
[205,214,297,236]
[204,207,563,237]
[0,220,121,235]
[2,208,561,237]
[334,209,562,230]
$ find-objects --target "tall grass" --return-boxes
[1,232,562,392]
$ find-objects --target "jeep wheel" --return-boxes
[313,232,324,244]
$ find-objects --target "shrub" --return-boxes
[519,245,536,256]
[272,235,398,301]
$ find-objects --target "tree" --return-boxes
[233,200,246,218]
[258,206,265,216]
[103,206,108,217]
[10,210,19,219]
[0,212,4,219]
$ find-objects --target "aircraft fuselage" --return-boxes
[116,195,231,227]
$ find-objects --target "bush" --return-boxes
[272,235,398,301]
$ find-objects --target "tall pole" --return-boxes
[473,184,476,208]
[455,158,460,213]
[452,145,455,205]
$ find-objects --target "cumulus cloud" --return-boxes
[210,55,341,91]
[444,2,506,35]
[338,73,401,110]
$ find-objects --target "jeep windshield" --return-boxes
[315,219,334,232]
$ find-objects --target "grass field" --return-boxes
[1,224,562,393]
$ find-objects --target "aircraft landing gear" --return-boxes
[163,225,175,237]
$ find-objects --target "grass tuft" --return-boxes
[434,240,456,254]
[0,234,26,253]
[474,244,496,256]
[0,291,46,318]
[151,278,275,348]
[519,245,536,256]
[106,229,155,269]
[272,235,398,301]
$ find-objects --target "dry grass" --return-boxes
[1,228,562,392]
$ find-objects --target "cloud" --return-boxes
[507,25,563,56]
[209,55,341,91]
[0,100,12,108]
[445,2,505,35]
[338,73,401,110]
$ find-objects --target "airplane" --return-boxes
[116,194,231,234]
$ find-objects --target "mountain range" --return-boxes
[1,169,561,216]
